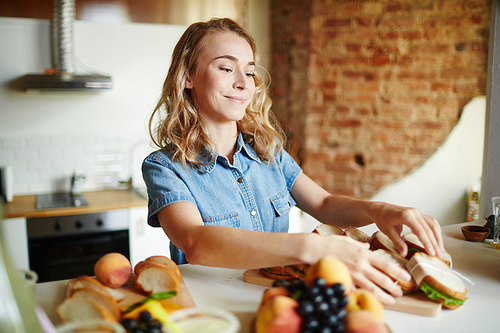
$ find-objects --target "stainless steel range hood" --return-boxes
[24,74,112,92]
[23,0,112,92]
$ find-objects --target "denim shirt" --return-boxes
[142,133,302,265]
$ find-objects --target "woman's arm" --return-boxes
[291,173,444,258]
[157,200,409,304]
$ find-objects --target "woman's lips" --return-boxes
[225,95,245,104]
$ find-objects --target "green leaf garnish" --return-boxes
[123,291,177,313]
[420,281,465,306]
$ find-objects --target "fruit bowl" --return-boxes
[461,225,490,242]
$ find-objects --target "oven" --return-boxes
[27,210,129,283]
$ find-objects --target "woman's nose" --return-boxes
[233,70,247,90]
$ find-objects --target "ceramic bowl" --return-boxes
[461,225,490,242]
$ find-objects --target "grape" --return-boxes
[332,283,346,297]
[297,300,315,316]
[121,318,138,331]
[315,300,330,315]
[336,308,347,319]
[313,277,327,288]
[317,327,333,333]
[309,286,321,298]
[278,277,349,333]
[302,317,320,330]
[272,278,289,288]
[130,327,145,333]
[338,295,348,308]
[139,311,153,323]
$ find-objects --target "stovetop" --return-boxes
[36,192,88,210]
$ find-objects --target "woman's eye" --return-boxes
[246,73,255,77]
[220,67,232,73]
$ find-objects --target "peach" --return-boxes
[255,295,301,333]
[345,310,390,333]
[304,256,353,291]
[346,289,384,323]
[94,252,132,288]
[258,287,290,307]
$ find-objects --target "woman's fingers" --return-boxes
[402,209,443,258]
[336,239,408,305]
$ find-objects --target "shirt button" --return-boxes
[237,177,243,183]
[250,210,256,216]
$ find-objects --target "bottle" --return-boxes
[466,182,481,222]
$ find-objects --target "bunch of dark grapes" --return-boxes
[121,311,162,333]
[273,278,348,333]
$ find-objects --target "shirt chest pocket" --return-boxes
[270,189,296,232]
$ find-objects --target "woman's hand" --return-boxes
[369,202,444,259]
[315,235,411,305]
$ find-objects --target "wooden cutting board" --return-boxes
[243,269,441,317]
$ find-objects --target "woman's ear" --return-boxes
[185,75,193,89]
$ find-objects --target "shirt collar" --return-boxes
[198,133,261,173]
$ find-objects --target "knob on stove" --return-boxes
[75,220,84,229]
[96,219,104,227]
[54,221,63,231]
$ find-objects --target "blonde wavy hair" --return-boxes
[148,18,285,168]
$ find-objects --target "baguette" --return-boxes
[143,255,182,280]
[406,252,467,309]
[57,298,117,323]
[66,275,110,297]
[69,288,121,320]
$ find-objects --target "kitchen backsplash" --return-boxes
[0,133,153,196]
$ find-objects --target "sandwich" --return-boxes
[312,224,344,236]
[344,227,371,243]
[373,249,418,294]
[370,231,399,253]
[260,265,309,280]
[406,252,467,309]
[403,233,452,267]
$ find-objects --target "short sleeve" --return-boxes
[142,151,196,227]
[277,149,302,192]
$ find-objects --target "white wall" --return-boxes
[370,96,486,226]
[0,18,186,194]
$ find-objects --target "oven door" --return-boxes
[28,230,129,283]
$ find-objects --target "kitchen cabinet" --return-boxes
[128,206,172,266]
[0,217,29,270]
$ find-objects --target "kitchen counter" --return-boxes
[3,189,147,219]
[36,222,500,333]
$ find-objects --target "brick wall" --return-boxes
[270,0,490,198]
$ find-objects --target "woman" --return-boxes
[143,18,443,305]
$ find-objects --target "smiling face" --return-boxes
[185,32,256,129]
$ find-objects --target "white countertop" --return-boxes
[36,222,500,333]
